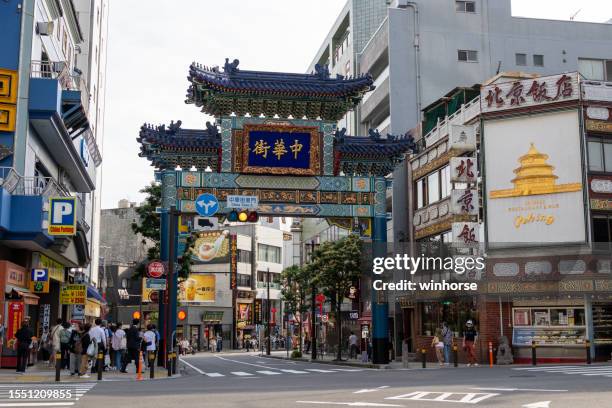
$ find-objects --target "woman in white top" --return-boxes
[143,324,156,370]
[111,323,126,371]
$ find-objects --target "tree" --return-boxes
[131,182,193,279]
[312,234,362,361]
[281,265,311,353]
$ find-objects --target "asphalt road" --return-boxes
[2,353,611,408]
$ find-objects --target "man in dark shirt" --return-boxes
[462,320,478,367]
[121,319,141,373]
[15,320,33,374]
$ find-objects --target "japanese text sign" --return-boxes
[60,284,86,305]
[481,72,579,114]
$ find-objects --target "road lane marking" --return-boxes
[354,386,390,394]
[387,391,499,404]
[332,369,364,372]
[204,372,225,377]
[280,369,308,374]
[256,371,281,375]
[214,355,278,370]
[522,402,551,408]
[472,388,567,392]
[0,404,76,407]
[297,401,403,407]
[231,371,253,376]
[179,358,206,375]
[305,369,336,373]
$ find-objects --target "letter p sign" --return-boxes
[48,197,77,236]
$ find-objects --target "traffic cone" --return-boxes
[137,351,143,381]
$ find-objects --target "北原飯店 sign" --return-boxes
[60,284,86,305]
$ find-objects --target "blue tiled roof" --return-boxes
[138,122,221,151]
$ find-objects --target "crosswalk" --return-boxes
[200,367,365,378]
[0,383,96,407]
[513,365,612,378]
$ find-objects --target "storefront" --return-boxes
[235,290,255,349]
[1,261,39,367]
[176,307,231,351]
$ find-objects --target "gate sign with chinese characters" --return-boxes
[452,222,479,247]
[227,195,258,209]
[481,72,579,114]
[242,124,320,176]
[451,189,478,216]
[450,157,478,183]
[60,284,86,305]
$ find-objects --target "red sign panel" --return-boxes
[230,234,237,290]
[147,261,166,279]
[7,301,24,343]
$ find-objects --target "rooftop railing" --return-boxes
[0,167,69,198]
[422,95,481,149]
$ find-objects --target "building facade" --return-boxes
[0,0,106,365]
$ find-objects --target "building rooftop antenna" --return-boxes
[570,8,581,21]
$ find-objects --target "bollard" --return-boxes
[453,344,458,367]
[137,351,143,381]
[55,352,61,382]
[149,352,155,379]
[531,340,537,366]
[488,341,494,368]
[97,352,103,380]
[167,353,172,377]
[171,352,177,375]
[586,340,592,365]
[421,348,427,368]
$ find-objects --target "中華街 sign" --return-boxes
[484,110,586,246]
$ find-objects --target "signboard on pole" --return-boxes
[145,278,167,290]
[227,195,258,209]
[60,284,86,305]
[195,193,219,217]
[29,268,49,293]
[147,260,166,279]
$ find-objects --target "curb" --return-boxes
[0,370,186,384]
[259,354,386,369]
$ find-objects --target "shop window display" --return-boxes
[421,301,479,337]
[512,307,586,346]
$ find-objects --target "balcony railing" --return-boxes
[30,60,90,115]
[257,281,281,290]
[0,167,69,198]
[423,95,481,148]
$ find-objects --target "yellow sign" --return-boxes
[60,284,86,305]
[141,279,158,303]
[178,274,215,303]
[489,143,582,199]
[85,299,101,317]
[586,119,612,133]
[35,253,64,282]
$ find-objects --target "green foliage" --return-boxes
[290,350,302,359]
[130,182,193,278]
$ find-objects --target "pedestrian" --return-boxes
[348,331,359,359]
[304,337,311,353]
[80,323,93,378]
[15,319,33,374]
[432,329,444,366]
[89,318,106,373]
[48,318,63,367]
[152,324,160,350]
[122,319,141,374]
[68,322,83,376]
[462,320,479,367]
[216,333,222,352]
[111,322,126,372]
[210,336,216,353]
[59,321,71,370]
[143,324,156,371]
[441,322,453,366]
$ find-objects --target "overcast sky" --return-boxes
[100,0,612,209]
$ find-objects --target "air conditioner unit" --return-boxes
[52,61,66,74]
[36,21,54,36]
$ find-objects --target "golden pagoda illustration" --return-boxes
[489,143,582,199]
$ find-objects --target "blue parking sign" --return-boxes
[195,193,219,217]
[48,197,77,235]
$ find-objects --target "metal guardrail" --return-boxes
[0,167,69,197]
[30,60,90,115]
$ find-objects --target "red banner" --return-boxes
[230,233,237,290]
[7,301,24,344]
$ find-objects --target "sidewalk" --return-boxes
[0,362,182,383]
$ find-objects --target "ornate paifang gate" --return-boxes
[137,59,416,364]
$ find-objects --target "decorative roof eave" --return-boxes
[333,128,418,176]
[185,59,374,120]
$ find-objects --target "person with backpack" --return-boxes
[80,323,93,378]
[68,322,83,376]
[121,319,142,374]
[48,318,63,367]
[59,322,71,370]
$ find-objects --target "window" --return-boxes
[533,54,544,67]
[237,274,251,287]
[588,138,612,172]
[593,216,612,251]
[416,178,425,209]
[440,165,451,199]
[427,172,440,204]
[458,50,478,62]
[415,165,451,209]
[455,1,476,12]
[579,58,605,81]
[237,249,252,264]
[257,244,281,263]
[515,53,527,66]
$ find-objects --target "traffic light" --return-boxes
[227,209,258,223]
[132,311,141,320]
[178,310,187,321]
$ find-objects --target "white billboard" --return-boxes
[484,110,585,246]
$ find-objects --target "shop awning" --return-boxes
[87,285,106,304]
[5,285,40,305]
